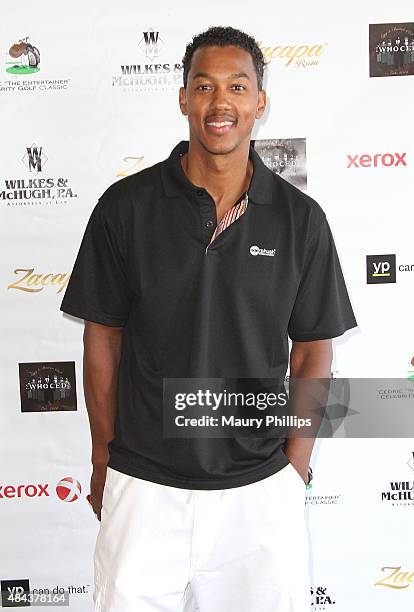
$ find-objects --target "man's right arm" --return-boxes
[83,320,123,520]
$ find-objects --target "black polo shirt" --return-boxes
[60,140,358,489]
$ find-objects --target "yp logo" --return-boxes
[366,254,396,284]
[1,579,30,607]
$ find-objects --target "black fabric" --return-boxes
[60,140,358,490]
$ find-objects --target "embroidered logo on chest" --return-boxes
[249,245,276,257]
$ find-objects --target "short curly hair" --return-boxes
[182,25,266,91]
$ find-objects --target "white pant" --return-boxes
[93,463,310,611]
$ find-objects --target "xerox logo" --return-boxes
[250,245,276,257]
[0,483,49,498]
[347,152,407,168]
[0,477,81,501]
[56,477,81,502]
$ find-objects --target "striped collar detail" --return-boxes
[208,192,249,246]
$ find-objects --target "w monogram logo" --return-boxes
[22,144,48,174]
[27,146,42,172]
[139,28,163,61]
[143,30,159,45]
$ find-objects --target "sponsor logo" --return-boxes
[408,358,414,382]
[408,451,414,472]
[380,452,414,506]
[1,144,77,206]
[381,481,414,504]
[6,37,40,74]
[366,254,396,284]
[1,37,70,93]
[347,152,407,168]
[0,580,90,607]
[56,477,82,502]
[0,477,81,501]
[305,475,342,506]
[375,566,414,589]
[18,362,77,413]
[1,579,30,608]
[22,144,47,175]
[113,27,183,93]
[116,155,150,177]
[369,23,414,78]
[252,138,307,190]
[250,245,276,257]
[138,28,163,61]
[259,41,327,68]
[8,269,70,293]
[0,483,49,499]
[377,387,414,401]
[305,492,341,506]
[366,255,414,284]
[311,585,336,609]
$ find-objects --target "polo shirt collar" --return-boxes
[161,140,273,205]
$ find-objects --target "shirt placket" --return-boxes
[206,192,249,252]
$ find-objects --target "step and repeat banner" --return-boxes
[1,1,413,610]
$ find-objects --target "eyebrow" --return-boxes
[192,71,251,80]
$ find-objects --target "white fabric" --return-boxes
[93,463,310,611]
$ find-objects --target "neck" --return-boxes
[180,139,253,213]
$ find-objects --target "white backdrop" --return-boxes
[1,1,414,610]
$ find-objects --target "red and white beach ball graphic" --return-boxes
[56,477,81,502]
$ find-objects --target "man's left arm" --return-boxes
[284,338,333,483]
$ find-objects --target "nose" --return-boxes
[211,85,232,108]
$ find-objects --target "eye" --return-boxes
[232,84,246,91]
[197,84,212,91]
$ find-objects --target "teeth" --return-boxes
[206,121,233,127]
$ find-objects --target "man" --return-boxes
[60,26,357,612]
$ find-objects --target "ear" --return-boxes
[255,89,266,119]
[179,87,188,116]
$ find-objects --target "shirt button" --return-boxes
[196,188,204,196]
[205,220,214,228]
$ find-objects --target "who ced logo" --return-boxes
[0,477,81,501]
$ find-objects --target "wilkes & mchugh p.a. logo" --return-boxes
[380,453,414,506]
[113,27,183,93]
[1,144,77,206]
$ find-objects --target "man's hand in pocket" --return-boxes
[87,465,107,521]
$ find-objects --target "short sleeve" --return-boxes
[60,195,132,326]
[288,215,357,341]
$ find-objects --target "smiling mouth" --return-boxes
[205,120,236,135]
